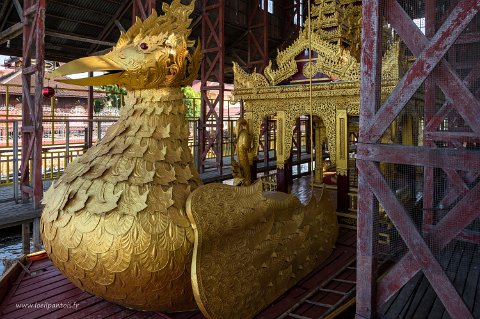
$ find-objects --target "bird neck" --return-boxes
[117,87,190,142]
[122,87,185,113]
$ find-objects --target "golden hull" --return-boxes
[186,182,339,319]
[40,210,197,311]
[40,88,202,311]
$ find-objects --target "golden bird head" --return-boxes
[47,0,200,90]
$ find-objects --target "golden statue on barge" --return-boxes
[41,1,338,318]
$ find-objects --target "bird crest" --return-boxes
[116,1,196,50]
[48,0,200,90]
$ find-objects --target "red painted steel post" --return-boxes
[423,0,436,236]
[21,0,33,203]
[356,0,383,317]
[282,0,301,40]
[33,0,46,208]
[21,0,46,208]
[87,72,94,148]
[247,0,269,73]
[358,0,480,317]
[132,0,155,22]
[199,0,225,174]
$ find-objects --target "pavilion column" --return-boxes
[276,155,291,193]
[314,119,323,185]
[87,71,94,148]
[336,109,349,212]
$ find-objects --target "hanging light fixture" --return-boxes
[42,86,55,98]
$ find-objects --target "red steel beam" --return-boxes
[87,72,94,148]
[439,172,480,209]
[21,0,45,208]
[377,179,480,306]
[199,0,225,174]
[424,60,480,133]
[359,1,480,317]
[282,0,301,40]
[132,0,155,23]
[423,0,435,232]
[356,0,382,317]
[356,143,480,171]
[364,0,480,143]
[358,160,473,318]
[247,0,268,72]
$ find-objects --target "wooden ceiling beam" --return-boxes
[88,0,132,54]
[47,0,114,17]
[0,22,23,46]
[0,3,14,31]
[114,19,126,33]
[45,30,115,46]
[12,0,23,21]
[46,13,105,29]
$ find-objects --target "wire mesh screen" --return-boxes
[360,1,480,318]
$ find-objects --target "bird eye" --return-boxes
[140,43,148,50]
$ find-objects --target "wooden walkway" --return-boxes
[379,240,480,319]
[0,202,41,230]
[0,229,356,319]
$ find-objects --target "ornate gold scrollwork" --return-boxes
[232,118,254,186]
[187,182,339,319]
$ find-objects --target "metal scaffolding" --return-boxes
[247,0,269,72]
[198,0,225,174]
[357,1,480,318]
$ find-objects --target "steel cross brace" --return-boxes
[133,0,155,21]
[363,0,480,143]
[377,171,480,310]
[357,160,475,318]
[440,171,480,208]
[199,0,224,172]
[424,60,480,133]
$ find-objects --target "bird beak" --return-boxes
[46,55,125,86]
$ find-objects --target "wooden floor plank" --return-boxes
[18,268,64,288]
[404,241,456,319]
[14,273,66,295]
[441,241,476,319]
[379,271,423,317]
[65,300,114,318]
[380,239,457,319]
[2,286,84,318]
[23,291,90,319]
[102,308,136,318]
[169,311,201,319]
[86,302,129,318]
[28,258,53,271]
[426,241,464,319]
[8,278,74,304]
[48,295,105,319]
[473,248,480,319]
[463,245,480,314]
